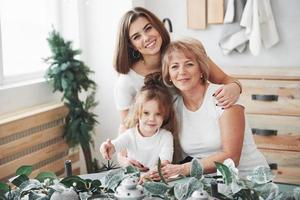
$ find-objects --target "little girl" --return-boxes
[100,72,177,171]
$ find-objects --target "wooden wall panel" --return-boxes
[224,66,300,185]
[207,0,224,24]
[187,0,207,29]
[0,103,80,182]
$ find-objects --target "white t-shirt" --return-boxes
[114,69,178,110]
[114,69,144,110]
[176,83,268,177]
[112,126,174,169]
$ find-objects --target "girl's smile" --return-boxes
[138,99,164,137]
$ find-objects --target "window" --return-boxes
[0,0,57,86]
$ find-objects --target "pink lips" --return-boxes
[146,123,157,127]
[177,78,190,82]
[145,40,156,48]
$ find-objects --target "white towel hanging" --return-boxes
[240,0,279,55]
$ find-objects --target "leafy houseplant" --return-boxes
[0,165,109,200]
[142,158,300,200]
[1,161,300,200]
[45,30,98,173]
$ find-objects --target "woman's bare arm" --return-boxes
[195,105,245,174]
[155,105,245,178]
[207,58,242,108]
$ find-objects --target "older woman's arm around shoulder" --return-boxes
[152,105,245,179]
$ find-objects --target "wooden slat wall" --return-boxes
[223,66,300,80]
[224,66,300,185]
[240,79,300,116]
[260,149,300,185]
[0,103,80,182]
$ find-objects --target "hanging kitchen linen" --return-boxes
[219,0,248,55]
[259,0,280,49]
[240,0,261,55]
[219,0,279,56]
[223,0,235,23]
[241,0,279,55]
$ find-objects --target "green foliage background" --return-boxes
[45,30,98,173]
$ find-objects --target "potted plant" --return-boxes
[45,30,98,173]
[1,161,299,200]
[0,165,106,200]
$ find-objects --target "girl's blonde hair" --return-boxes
[113,7,170,74]
[124,72,178,138]
[161,38,210,88]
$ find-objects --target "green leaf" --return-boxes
[124,165,139,174]
[233,188,260,200]
[35,171,57,182]
[106,173,124,191]
[158,158,168,184]
[103,169,124,184]
[28,191,48,200]
[61,77,69,90]
[10,174,29,187]
[190,158,203,180]
[6,188,21,199]
[0,182,9,193]
[231,180,244,194]
[215,161,232,185]
[173,177,203,200]
[144,182,169,196]
[174,182,189,200]
[60,62,69,71]
[60,176,86,191]
[19,179,42,194]
[91,179,101,188]
[16,165,33,176]
[186,177,203,197]
[253,182,279,199]
[60,175,84,186]
[0,193,7,200]
[103,168,125,190]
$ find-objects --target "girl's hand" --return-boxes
[100,139,115,160]
[138,172,151,185]
[149,164,185,181]
[213,82,241,108]
[127,159,149,172]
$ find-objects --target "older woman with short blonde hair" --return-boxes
[150,38,269,178]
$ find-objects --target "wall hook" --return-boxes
[162,18,173,33]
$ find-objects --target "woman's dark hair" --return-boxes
[113,7,170,74]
